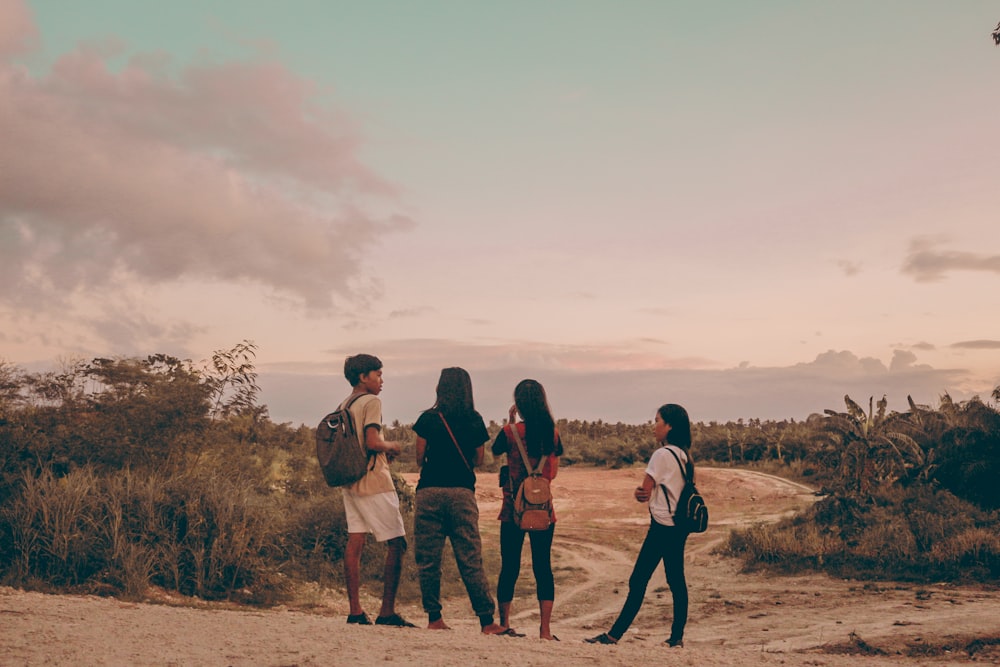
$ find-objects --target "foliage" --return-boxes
[725,484,1000,583]
[821,395,924,495]
[3,344,1000,600]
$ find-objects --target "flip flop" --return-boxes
[499,628,526,637]
[374,613,416,627]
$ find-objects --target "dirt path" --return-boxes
[2,466,998,666]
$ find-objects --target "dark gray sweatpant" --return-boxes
[414,487,495,619]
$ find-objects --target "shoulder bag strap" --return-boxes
[509,424,545,476]
[657,446,691,515]
[339,392,376,470]
[664,446,691,483]
[438,412,473,473]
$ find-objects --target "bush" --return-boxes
[725,484,1000,583]
[2,466,290,602]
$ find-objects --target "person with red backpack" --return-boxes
[492,379,564,641]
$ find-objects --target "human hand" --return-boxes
[634,486,651,503]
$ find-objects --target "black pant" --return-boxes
[496,521,555,602]
[609,519,688,641]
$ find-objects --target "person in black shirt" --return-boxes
[413,367,507,635]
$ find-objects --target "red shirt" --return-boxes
[494,423,562,523]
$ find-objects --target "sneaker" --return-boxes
[374,613,416,627]
[584,633,618,645]
[666,637,684,648]
[346,613,372,625]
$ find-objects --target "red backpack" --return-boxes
[509,426,554,531]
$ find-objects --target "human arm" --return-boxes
[415,436,427,467]
[548,431,563,480]
[491,428,509,456]
[474,444,485,467]
[365,424,401,458]
[634,473,655,503]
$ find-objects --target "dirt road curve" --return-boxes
[2,467,998,666]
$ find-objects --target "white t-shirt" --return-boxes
[646,445,689,526]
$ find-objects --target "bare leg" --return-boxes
[498,601,512,629]
[378,536,406,618]
[539,599,555,640]
[345,533,367,616]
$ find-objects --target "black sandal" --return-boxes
[374,613,416,627]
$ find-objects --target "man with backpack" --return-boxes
[339,354,415,628]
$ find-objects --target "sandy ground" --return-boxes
[3,466,999,666]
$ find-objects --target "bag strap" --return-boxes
[438,412,473,473]
[664,446,692,484]
[338,392,374,455]
[658,446,691,516]
[509,424,545,476]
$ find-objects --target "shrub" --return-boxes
[726,484,1000,583]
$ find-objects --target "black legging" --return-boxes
[609,518,688,642]
[496,521,555,602]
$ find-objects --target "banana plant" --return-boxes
[822,394,925,496]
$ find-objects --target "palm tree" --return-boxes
[822,395,925,495]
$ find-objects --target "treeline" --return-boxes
[1,344,998,603]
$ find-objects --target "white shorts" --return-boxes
[342,490,406,542]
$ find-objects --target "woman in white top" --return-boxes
[585,403,693,648]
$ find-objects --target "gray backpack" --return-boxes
[316,394,372,487]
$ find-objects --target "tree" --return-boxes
[205,340,263,419]
[993,21,1000,45]
[822,395,925,495]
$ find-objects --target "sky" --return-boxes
[2,0,999,427]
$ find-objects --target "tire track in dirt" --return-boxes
[504,533,635,628]
[500,468,823,634]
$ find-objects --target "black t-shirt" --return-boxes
[413,409,489,491]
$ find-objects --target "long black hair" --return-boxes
[432,367,476,417]
[658,403,693,478]
[514,379,557,457]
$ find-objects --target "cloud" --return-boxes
[388,307,435,319]
[313,338,714,376]
[0,0,37,58]
[951,340,1000,350]
[901,237,1000,282]
[889,349,919,371]
[0,1,413,317]
[259,346,977,427]
[836,259,861,276]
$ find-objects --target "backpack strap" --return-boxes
[339,393,376,464]
[664,446,692,483]
[509,424,545,476]
[657,446,691,516]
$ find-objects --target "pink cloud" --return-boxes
[0,2,411,311]
[0,0,38,58]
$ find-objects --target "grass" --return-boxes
[820,632,1000,660]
